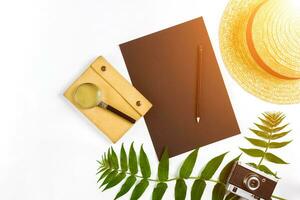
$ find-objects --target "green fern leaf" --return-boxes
[97,167,107,174]
[239,148,264,157]
[191,179,206,200]
[247,162,257,168]
[271,130,291,140]
[245,137,268,148]
[249,128,269,139]
[247,163,279,178]
[262,113,274,123]
[103,172,126,191]
[130,179,149,200]
[103,152,109,167]
[273,115,286,127]
[219,154,241,183]
[254,123,272,133]
[107,148,112,167]
[263,112,285,127]
[259,117,274,127]
[269,141,292,148]
[263,112,285,126]
[212,183,226,200]
[129,143,138,175]
[265,153,289,164]
[200,152,228,180]
[120,144,128,171]
[273,124,289,133]
[175,179,187,200]
[97,169,111,183]
[110,148,119,169]
[268,112,284,122]
[139,145,151,178]
[114,176,136,200]
[179,148,199,178]
[158,148,169,182]
[97,159,102,165]
[224,193,239,200]
[152,182,168,200]
[100,170,118,188]
[258,165,280,179]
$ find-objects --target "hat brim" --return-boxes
[219,0,300,104]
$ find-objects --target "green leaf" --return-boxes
[245,137,268,148]
[120,144,128,171]
[97,169,111,183]
[191,179,206,200]
[249,128,269,139]
[130,179,149,200]
[219,155,241,183]
[129,143,138,175]
[152,182,168,200]
[107,148,112,167]
[263,112,284,126]
[254,123,272,133]
[175,179,187,200]
[247,162,257,167]
[111,148,119,169]
[239,148,264,157]
[179,148,199,178]
[248,162,280,178]
[100,170,118,188]
[139,145,151,178]
[259,117,273,127]
[103,152,109,166]
[103,172,126,191]
[97,163,103,170]
[273,124,289,133]
[259,165,279,178]
[200,152,228,180]
[271,131,291,140]
[224,193,239,200]
[264,112,284,125]
[265,153,289,164]
[273,115,286,127]
[114,176,137,200]
[269,141,292,148]
[158,148,169,182]
[231,196,240,200]
[212,183,226,200]
[97,167,107,175]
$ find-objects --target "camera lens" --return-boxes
[244,174,261,191]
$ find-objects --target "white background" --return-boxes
[1,0,299,199]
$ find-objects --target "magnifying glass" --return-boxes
[74,83,136,124]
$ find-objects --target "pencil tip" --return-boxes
[196,117,200,123]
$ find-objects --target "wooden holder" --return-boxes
[64,56,152,143]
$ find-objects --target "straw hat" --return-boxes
[219,0,300,104]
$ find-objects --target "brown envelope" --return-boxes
[64,56,152,143]
[120,17,240,157]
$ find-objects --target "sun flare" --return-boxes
[289,0,300,9]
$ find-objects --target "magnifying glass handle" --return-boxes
[98,102,136,124]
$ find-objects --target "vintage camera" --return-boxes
[226,162,278,200]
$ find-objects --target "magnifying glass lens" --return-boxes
[73,83,136,123]
[74,83,101,108]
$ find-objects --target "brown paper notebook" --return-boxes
[120,17,240,158]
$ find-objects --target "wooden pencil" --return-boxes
[196,45,203,123]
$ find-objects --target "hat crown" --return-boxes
[249,0,300,79]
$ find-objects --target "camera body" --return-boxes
[226,162,278,200]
